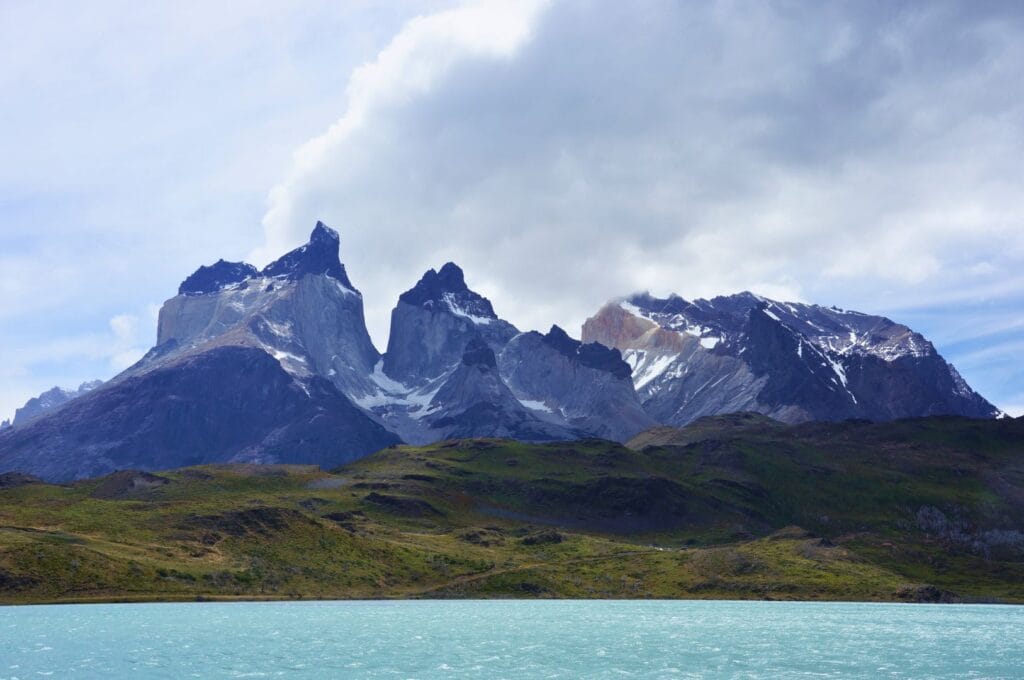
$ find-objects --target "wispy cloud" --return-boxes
[0,306,156,419]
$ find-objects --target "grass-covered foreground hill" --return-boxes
[1,414,1022,604]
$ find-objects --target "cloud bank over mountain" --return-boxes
[253,1,1024,413]
[2,1,1024,417]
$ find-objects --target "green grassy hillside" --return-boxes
[1,415,1022,604]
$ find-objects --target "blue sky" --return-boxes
[2,0,1023,420]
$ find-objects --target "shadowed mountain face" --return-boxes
[0,346,399,482]
[0,224,397,481]
[421,338,578,442]
[583,292,999,426]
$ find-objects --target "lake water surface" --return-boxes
[2,600,1022,678]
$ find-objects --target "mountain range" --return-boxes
[0,222,1000,481]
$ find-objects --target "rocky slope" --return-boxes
[498,326,657,442]
[583,292,999,426]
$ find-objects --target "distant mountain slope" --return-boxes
[583,292,998,426]
[10,380,103,426]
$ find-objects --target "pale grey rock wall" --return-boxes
[498,332,657,442]
[383,301,517,385]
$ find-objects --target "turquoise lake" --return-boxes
[2,600,1023,678]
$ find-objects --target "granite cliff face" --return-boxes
[382,263,518,386]
[150,221,380,400]
[498,326,657,442]
[583,292,999,426]
[423,338,578,441]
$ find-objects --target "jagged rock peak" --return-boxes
[542,325,631,379]
[179,259,259,295]
[261,221,356,290]
[177,222,355,296]
[12,380,105,427]
[461,336,497,368]
[399,262,497,321]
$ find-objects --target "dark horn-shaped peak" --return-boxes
[179,259,259,295]
[261,221,356,290]
[398,262,497,321]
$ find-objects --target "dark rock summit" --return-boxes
[179,260,258,295]
[461,336,498,368]
[261,221,356,289]
[398,262,496,320]
[177,222,355,297]
[541,325,633,380]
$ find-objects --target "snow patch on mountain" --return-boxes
[443,292,493,325]
[518,398,553,413]
[632,352,677,391]
[356,359,447,420]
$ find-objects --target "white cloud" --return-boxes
[0,306,158,421]
[256,0,1024,358]
[255,0,550,265]
[108,308,158,370]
